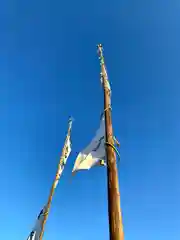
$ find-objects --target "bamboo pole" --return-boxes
[39,117,73,240]
[97,44,124,240]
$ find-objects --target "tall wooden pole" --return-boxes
[39,117,73,240]
[97,44,124,240]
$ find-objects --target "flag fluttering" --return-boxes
[72,118,106,173]
[54,134,72,188]
[27,206,47,240]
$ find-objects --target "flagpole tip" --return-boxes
[68,116,74,123]
[97,43,103,48]
[97,44,103,56]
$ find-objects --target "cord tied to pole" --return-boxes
[105,141,121,162]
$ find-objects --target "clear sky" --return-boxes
[0,0,179,239]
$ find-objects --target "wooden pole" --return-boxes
[39,117,73,240]
[97,44,124,240]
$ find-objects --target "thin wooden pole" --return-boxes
[39,117,73,240]
[97,44,124,240]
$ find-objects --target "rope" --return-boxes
[42,211,48,217]
[100,105,112,120]
[104,105,112,113]
[105,142,121,161]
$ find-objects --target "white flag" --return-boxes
[63,137,72,164]
[54,136,72,188]
[100,69,111,93]
[72,118,106,173]
[27,206,47,240]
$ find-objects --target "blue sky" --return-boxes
[0,0,180,239]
